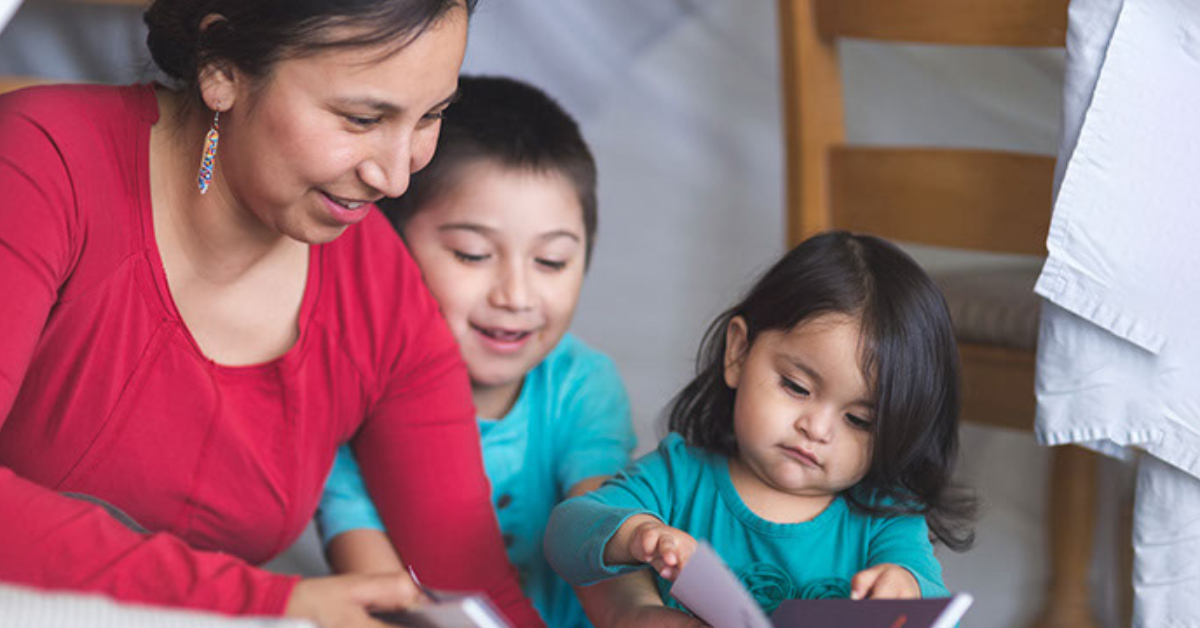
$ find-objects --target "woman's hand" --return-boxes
[608,515,697,581]
[284,572,423,628]
[849,563,920,599]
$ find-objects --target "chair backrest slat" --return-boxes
[814,0,1069,47]
[827,147,1053,255]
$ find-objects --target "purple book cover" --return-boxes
[769,594,973,628]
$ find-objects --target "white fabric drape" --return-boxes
[1038,0,1200,625]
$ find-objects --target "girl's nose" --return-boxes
[796,408,835,443]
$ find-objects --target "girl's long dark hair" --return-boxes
[667,231,976,551]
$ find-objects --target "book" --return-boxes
[669,542,973,628]
[371,591,513,628]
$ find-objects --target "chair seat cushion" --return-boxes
[931,265,1042,351]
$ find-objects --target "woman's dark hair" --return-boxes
[667,231,976,551]
[144,0,476,105]
[380,75,599,263]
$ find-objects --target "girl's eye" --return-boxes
[345,115,382,128]
[453,251,490,263]
[536,258,567,271]
[846,414,874,430]
[780,377,810,397]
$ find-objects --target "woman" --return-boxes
[0,1,542,627]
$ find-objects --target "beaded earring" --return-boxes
[197,110,220,194]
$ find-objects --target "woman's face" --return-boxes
[206,10,468,245]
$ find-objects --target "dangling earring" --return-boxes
[197,110,220,194]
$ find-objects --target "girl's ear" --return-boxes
[196,15,239,114]
[723,316,749,389]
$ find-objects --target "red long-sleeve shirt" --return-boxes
[0,83,542,626]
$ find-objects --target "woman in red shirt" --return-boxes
[0,1,541,627]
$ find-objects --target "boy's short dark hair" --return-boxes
[381,74,598,261]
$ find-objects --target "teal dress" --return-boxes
[317,333,636,628]
[544,434,948,615]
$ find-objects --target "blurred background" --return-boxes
[0,1,1135,627]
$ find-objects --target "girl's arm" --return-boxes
[544,437,684,586]
[864,512,949,598]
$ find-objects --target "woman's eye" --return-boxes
[453,251,490,264]
[536,258,567,271]
[846,414,874,430]
[422,109,447,122]
[780,377,810,397]
[345,115,382,128]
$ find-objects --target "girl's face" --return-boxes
[723,313,875,514]
[401,162,588,418]
[200,10,468,245]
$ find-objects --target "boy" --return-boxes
[317,76,635,628]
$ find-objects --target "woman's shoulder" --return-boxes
[315,209,445,368]
[1,83,156,133]
[0,83,157,196]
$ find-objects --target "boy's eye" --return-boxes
[453,250,490,264]
[536,258,567,271]
[345,114,382,128]
[845,414,874,430]
[779,377,810,397]
[422,109,448,122]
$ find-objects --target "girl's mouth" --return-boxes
[781,445,821,468]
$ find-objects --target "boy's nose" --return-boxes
[491,262,534,311]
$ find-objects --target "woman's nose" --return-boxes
[359,134,419,199]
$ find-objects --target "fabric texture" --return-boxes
[0,83,541,627]
[1037,0,1200,626]
[544,434,947,615]
[319,333,637,628]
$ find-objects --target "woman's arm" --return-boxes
[0,90,423,626]
[352,254,542,628]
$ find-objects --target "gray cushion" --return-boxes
[932,265,1042,351]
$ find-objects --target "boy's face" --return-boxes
[403,161,587,417]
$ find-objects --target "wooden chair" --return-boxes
[776,2,1101,627]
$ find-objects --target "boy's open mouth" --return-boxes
[472,325,532,343]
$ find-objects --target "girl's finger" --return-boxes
[850,566,882,600]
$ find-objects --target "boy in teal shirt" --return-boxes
[317,76,636,628]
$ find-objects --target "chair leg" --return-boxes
[1028,444,1100,628]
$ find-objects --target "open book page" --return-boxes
[667,541,973,628]
[371,591,513,628]
[668,543,773,628]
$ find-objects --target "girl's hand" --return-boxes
[849,564,921,600]
[284,572,423,628]
[626,519,698,581]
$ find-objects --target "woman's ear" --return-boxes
[723,316,749,389]
[196,14,238,113]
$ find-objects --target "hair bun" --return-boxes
[143,1,200,81]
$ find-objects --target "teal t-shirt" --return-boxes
[545,433,948,615]
[317,333,637,628]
